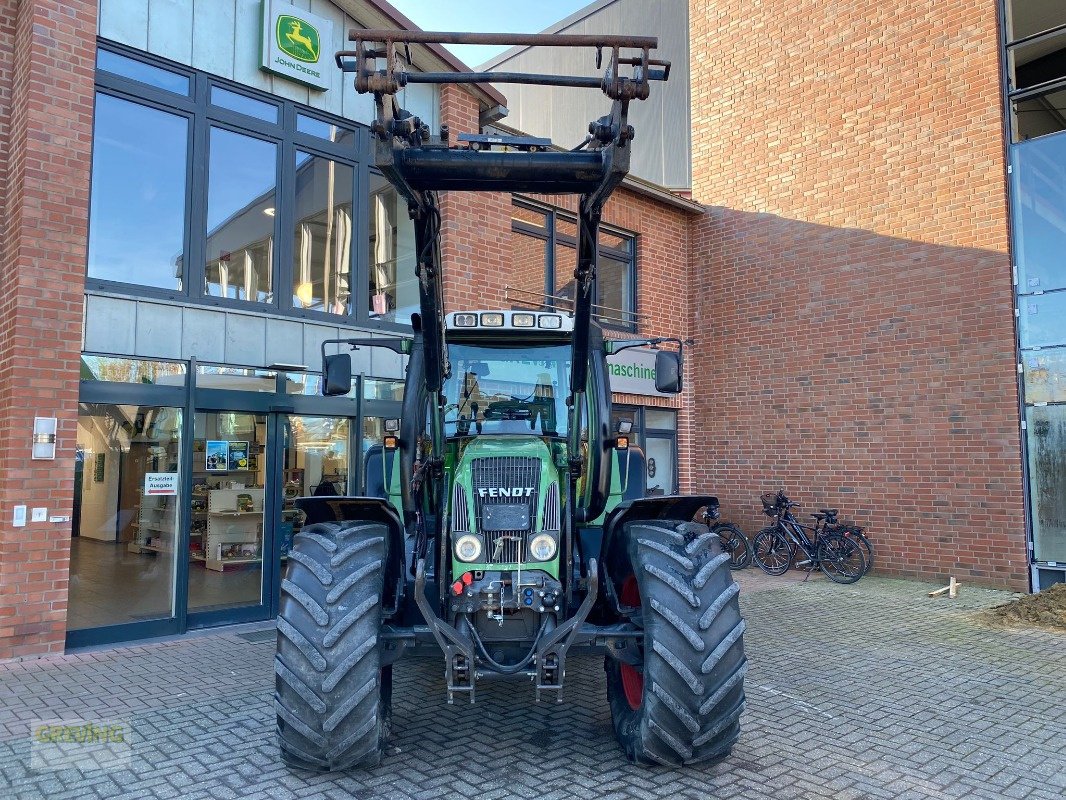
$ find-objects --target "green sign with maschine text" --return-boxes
[260,1,332,91]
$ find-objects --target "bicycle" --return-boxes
[815,509,873,576]
[701,501,753,570]
[751,491,866,583]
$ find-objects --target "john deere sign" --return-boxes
[260,1,332,91]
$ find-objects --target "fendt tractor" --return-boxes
[275,29,747,770]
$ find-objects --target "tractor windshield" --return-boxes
[443,343,571,438]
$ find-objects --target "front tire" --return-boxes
[275,521,391,771]
[605,521,747,766]
[752,527,792,575]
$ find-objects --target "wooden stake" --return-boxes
[928,577,962,598]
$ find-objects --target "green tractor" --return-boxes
[274,29,746,769]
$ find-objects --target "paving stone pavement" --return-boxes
[0,574,1063,799]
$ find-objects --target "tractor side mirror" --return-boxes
[323,353,352,396]
[654,350,682,394]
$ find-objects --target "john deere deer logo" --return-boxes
[277,15,319,63]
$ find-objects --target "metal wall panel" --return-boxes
[83,295,137,355]
[82,296,406,378]
[192,0,237,80]
[134,301,184,359]
[225,314,267,367]
[99,0,149,50]
[485,0,689,189]
[264,318,305,366]
[97,0,436,128]
[181,307,228,362]
[147,0,193,65]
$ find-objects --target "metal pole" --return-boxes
[349,29,658,49]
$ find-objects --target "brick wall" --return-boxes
[687,0,1026,588]
[435,87,699,492]
[0,0,96,659]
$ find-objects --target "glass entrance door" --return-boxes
[186,410,270,620]
[277,415,351,559]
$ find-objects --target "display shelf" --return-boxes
[130,490,178,554]
[203,487,264,572]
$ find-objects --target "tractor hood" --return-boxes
[448,436,562,578]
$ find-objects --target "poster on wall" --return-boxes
[205,440,230,472]
[228,441,250,471]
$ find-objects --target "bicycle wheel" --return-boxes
[715,523,753,570]
[752,527,792,576]
[846,529,873,575]
[816,533,866,584]
[828,525,873,576]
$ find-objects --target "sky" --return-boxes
[386,1,593,67]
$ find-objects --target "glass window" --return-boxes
[293,151,354,314]
[284,372,321,395]
[69,404,182,629]
[96,49,190,95]
[511,200,637,330]
[1019,292,1066,348]
[87,95,188,289]
[205,128,277,302]
[1007,2,1066,42]
[1026,404,1066,562]
[645,408,677,430]
[1012,134,1066,291]
[196,366,277,392]
[510,231,548,307]
[297,113,355,147]
[369,174,418,323]
[1012,85,1066,141]
[364,378,404,401]
[443,343,571,437]
[598,253,634,326]
[513,204,548,231]
[80,355,187,385]
[645,433,676,496]
[189,412,268,611]
[1023,348,1066,404]
[211,86,279,124]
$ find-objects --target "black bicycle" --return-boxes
[702,502,753,570]
[815,509,873,576]
[751,491,866,583]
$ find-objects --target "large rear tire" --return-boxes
[275,521,391,771]
[605,521,747,766]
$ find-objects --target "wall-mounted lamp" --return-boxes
[32,417,57,460]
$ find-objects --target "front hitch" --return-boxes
[414,558,477,703]
[534,558,599,702]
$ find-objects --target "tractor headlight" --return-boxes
[454,535,482,563]
[529,534,557,561]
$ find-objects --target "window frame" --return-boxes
[1002,3,1066,142]
[511,196,639,332]
[87,40,408,334]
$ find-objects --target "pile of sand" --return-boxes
[983,583,1066,631]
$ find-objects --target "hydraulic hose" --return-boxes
[465,615,549,674]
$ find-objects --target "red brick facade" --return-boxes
[686,0,1026,588]
[0,0,97,659]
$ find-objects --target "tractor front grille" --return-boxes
[471,456,540,564]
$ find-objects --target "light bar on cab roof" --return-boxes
[445,311,574,332]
